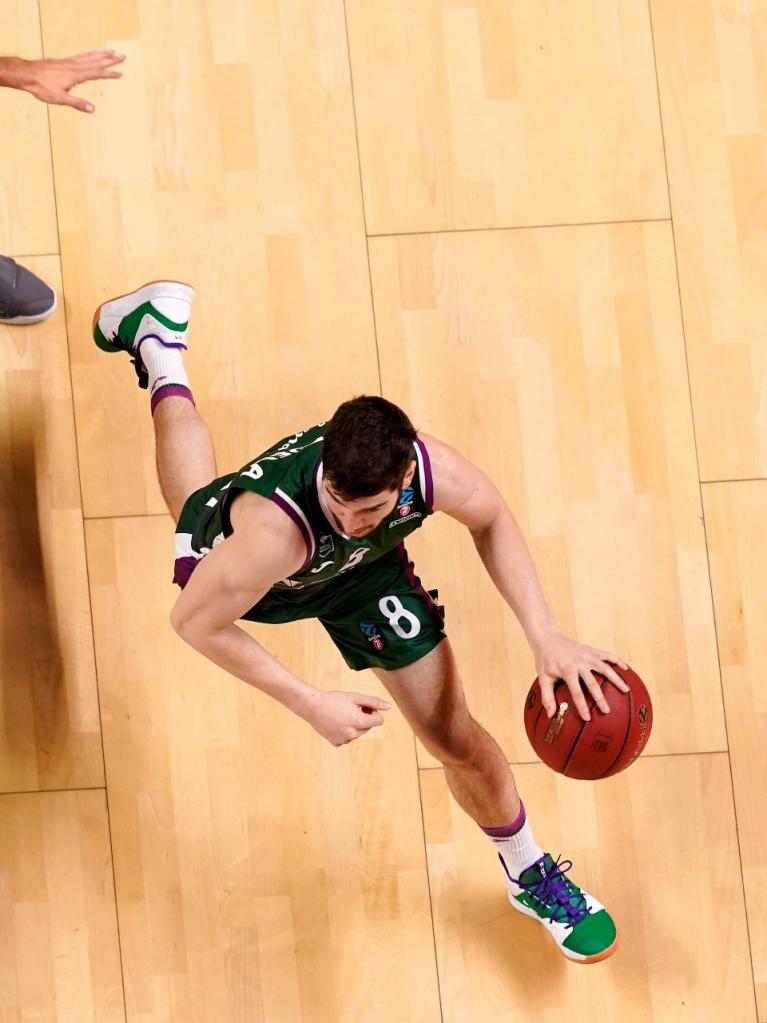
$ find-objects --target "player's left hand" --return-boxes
[532,630,630,722]
[11,50,125,113]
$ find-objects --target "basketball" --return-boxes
[524,665,653,780]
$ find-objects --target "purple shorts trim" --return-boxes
[394,543,444,626]
[151,384,195,414]
[173,555,200,587]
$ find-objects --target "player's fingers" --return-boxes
[92,53,126,68]
[357,710,384,728]
[72,50,108,61]
[351,693,392,711]
[593,649,630,671]
[564,673,591,721]
[595,661,630,693]
[58,92,95,113]
[538,678,557,719]
[582,669,610,714]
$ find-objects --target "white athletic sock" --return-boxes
[481,802,544,886]
[494,820,545,882]
[138,337,191,396]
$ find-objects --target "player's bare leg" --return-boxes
[374,639,520,825]
[152,397,216,521]
[373,639,618,963]
[92,280,216,520]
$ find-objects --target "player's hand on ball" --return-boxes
[307,691,392,747]
[532,630,630,722]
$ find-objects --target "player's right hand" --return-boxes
[306,691,392,747]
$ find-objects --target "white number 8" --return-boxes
[378,595,421,639]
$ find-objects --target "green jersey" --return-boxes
[174,422,435,598]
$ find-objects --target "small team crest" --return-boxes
[359,622,386,651]
[318,533,335,558]
[398,486,415,517]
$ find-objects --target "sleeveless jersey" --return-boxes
[182,422,434,600]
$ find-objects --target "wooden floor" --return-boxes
[0,0,765,1020]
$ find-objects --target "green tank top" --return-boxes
[187,422,434,595]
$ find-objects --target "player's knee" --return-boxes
[420,715,483,767]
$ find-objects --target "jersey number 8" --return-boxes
[378,595,421,639]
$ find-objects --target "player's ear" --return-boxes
[402,459,417,488]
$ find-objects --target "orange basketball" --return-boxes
[523,664,652,780]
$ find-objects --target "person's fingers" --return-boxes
[351,693,392,711]
[596,662,630,693]
[357,710,384,728]
[94,53,126,68]
[582,669,610,714]
[564,673,591,721]
[593,649,630,671]
[72,50,107,61]
[539,678,557,719]
[57,92,95,113]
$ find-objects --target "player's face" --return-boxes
[322,482,401,538]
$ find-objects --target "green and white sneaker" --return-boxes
[502,852,618,963]
[92,280,194,389]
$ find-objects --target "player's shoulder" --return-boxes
[416,432,475,511]
[227,491,306,567]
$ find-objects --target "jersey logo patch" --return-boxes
[397,486,415,516]
[359,622,386,651]
[318,533,335,558]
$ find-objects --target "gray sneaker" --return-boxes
[0,256,57,324]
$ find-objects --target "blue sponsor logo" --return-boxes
[359,622,385,651]
[398,486,415,517]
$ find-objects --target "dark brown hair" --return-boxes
[322,395,417,500]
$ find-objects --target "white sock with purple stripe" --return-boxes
[480,801,544,882]
[138,335,194,413]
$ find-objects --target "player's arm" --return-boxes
[169,492,390,746]
[420,432,628,720]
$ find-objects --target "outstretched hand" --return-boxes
[6,50,125,112]
[533,629,630,722]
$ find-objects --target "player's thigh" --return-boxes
[371,639,479,764]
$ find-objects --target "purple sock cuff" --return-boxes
[150,384,195,414]
[479,800,526,838]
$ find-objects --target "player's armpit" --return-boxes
[170,496,306,636]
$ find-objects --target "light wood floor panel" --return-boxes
[651,0,767,479]
[0,255,103,792]
[85,515,442,1023]
[370,222,725,768]
[0,0,58,257]
[703,481,767,1020]
[0,789,124,1022]
[40,0,379,519]
[346,0,668,235]
[421,754,755,1022]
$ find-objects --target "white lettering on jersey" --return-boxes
[241,434,323,481]
[338,547,370,574]
[310,560,335,574]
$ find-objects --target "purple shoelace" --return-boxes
[513,855,590,929]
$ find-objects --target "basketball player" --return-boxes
[93,280,631,964]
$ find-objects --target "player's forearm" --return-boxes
[173,617,319,720]
[472,508,558,648]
